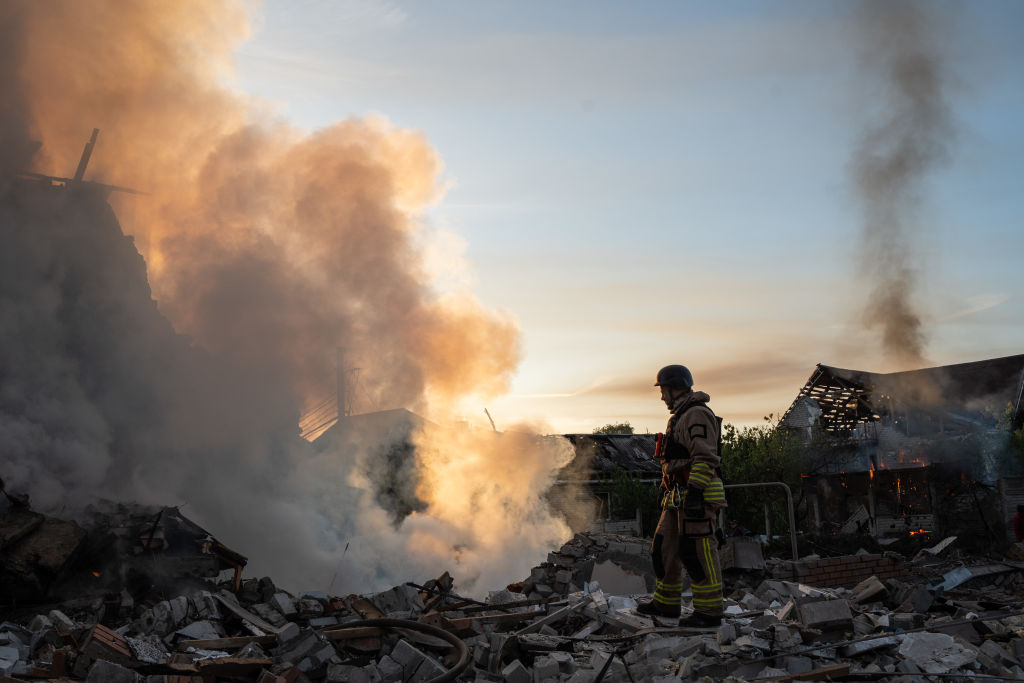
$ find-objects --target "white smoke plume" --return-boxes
[851,0,955,366]
[0,0,576,595]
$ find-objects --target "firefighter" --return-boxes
[636,364,727,630]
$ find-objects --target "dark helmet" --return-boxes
[654,364,693,390]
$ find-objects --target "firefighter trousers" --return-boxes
[650,505,723,617]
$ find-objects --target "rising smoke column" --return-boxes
[851,0,954,365]
[0,0,575,595]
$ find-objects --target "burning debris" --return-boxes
[781,356,1024,546]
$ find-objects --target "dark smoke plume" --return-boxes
[851,0,954,366]
[0,0,575,595]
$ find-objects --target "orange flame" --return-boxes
[92,571,101,578]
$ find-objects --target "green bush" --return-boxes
[719,416,814,538]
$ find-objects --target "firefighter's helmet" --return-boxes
[654,364,693,390]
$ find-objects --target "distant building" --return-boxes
[779,354,1024,542]
[549,433,660,535]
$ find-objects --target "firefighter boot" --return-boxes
[635,599,681,619]
[677,611,722,631]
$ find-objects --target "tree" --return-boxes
[593,421,634,435]
[719,415,814,539]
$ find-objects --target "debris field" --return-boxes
[4,499,1024,683]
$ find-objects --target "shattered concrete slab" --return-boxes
[2,514,1023,683]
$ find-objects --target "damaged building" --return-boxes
[548,434,660,536]
[780,354,1024,544]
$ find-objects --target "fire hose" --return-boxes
[333,618,470,683]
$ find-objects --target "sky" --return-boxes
[232,0,1024,434]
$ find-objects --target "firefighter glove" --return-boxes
[683,485,704,517]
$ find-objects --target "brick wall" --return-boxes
[773,553,904,587]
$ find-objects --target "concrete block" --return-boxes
[897,658,922,674]
[28,614,52,633]
[898,632,977,675]
[326,664,369,682]
[751,614,779,629]
[773,624,802,650]
[270,592,298,618]
[590,650,627,679]
[532,655,560,682]
[734,634,771,651]
[784,656,813,674]
[150,601,173,635]
[276,621,301,645]
[840,635,899,657]
[849,575,887,604]
[174,620,222,641]
[193,591,221,620]
[276,630,321,665]
[797,599,853,631]
[564,671,593,683]
[1011,637,1024,664]
[168,596,189,627]
[717,622,737,646]
[607,595,637,612]
[981,639,1017,667]
[502,659,531,683]
[377,655,403,682]
[390,639,427,678]
[411,656,447,683]
[548,651,575,673]
[371,584,425,614]
[298,598,325,618]
[47,610,76,632]
[86,660,140,683]
[740,593,767,611]
[642,636,683,661]
[30,626,61,654]
[298,643,337,673]
[251,602,289,628]
[932,621,982,645]
[473,643,491,668]
[0,647,23,675]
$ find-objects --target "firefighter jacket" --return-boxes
[661,391,727,509]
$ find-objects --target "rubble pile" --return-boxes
[4,502,1024,682]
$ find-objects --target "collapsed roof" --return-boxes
[557,433,660,479]
[781,354,1024,435]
